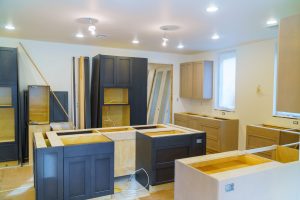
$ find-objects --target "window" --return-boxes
[216,51,236,111]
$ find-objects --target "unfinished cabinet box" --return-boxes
[175,145,300,200]
[136,128,206,187]
[28,85,50,125]
[0,47,19,162]
[246,124,300,159]
[102,105,130,127]
[180,61,213,99]
[104,88,129,104]
[174,112,239,153]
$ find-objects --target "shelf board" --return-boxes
[103,103,130,106]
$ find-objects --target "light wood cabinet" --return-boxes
[180,61,213,99]
[246,124,300,159]
[277,14,300,113]
[174,112,239,153]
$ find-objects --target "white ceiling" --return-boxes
[0,0,300,54]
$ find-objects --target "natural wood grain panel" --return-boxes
[0,108,15,143]
[28,86,49,124]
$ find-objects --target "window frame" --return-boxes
[215,50,237,112]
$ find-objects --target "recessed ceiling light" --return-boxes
[132,39,139,44]
[266,18,278,26]
[206,5,219,13]
[177,44,184,49]
[76,33,84,38]
[5,24,15,30]
[211,33,220,40]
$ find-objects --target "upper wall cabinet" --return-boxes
[276,14,300,113]
[180,61,213,100]
[100,55,131,87]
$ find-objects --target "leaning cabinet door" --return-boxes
[64,157,91,200]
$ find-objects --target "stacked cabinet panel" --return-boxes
[0,47,19,162]
[91,55,147,128]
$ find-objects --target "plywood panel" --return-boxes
[0,87,12,106]
[114,139,135,177]
[180,63,193,98]
[104,88,128,104]
[78,56,85,129]
[192,62,203,99]
[102,105,130,127]
[0,108,15,143]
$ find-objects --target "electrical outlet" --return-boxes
[196,139,202,144]
[293,121,299,125]
[225,183,234,192]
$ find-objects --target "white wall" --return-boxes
[0,37,186,122]
[0,37,299,149]
[176,39,300,149]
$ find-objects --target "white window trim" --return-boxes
[215,50,237,112]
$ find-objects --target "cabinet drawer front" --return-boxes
[156,146,189,164]
[203,126,219,141]
[206,138,220,151]
[155,166,174,185]
[246,135,276,149]
[187,119,203,130]
[247,126,280,141]
[174,114,188,122]
[174,119,187,128]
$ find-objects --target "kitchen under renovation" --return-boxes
[0,1,300,200]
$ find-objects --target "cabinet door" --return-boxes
[90,154,114,198]
[64,157,91,200]
[180,63,193,98]
[192,62,203,99]
[0,48,17,84]
[116,57,131,87]
[100,56,115,87]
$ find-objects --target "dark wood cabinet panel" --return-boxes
[116,57,131,87]
[100,56,115,87]
[0,48,18,84]
[64,156,91,200]
[0,47,19,162]
[130,58,147,125]
[136,132,206,187]
[91,55,147,128]
[50,91,68,122]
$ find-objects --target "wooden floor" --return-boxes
[0,165,174,200]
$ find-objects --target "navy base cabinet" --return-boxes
[34,142,114,200]
[135,132,206,187]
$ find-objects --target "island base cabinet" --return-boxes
[34,142,114,200]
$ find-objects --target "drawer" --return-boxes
[174,119,187,127]
[187,119,203,131]
[203,126,219,141]
[206,138,220,152]
[247,125,280,141]
[279,132,300,145]
[246,135,276,149]
[174,113,188,122]
[156,146,189,164]
[155,166,174,185]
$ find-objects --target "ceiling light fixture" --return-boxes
[76,33,84,38]
[162,33,169,47]
[266,18,278,26]
[206,5,219,13]
[88,25,96,32]
[5,24,15,30]
[177,44,184,49]
[211,33,220,40]
[132,39,139,44]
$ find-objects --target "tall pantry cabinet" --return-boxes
[91,55,147,128]
[0,47,19,162]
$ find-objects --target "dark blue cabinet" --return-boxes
[0,47,19,162]
[91,55,147,128]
